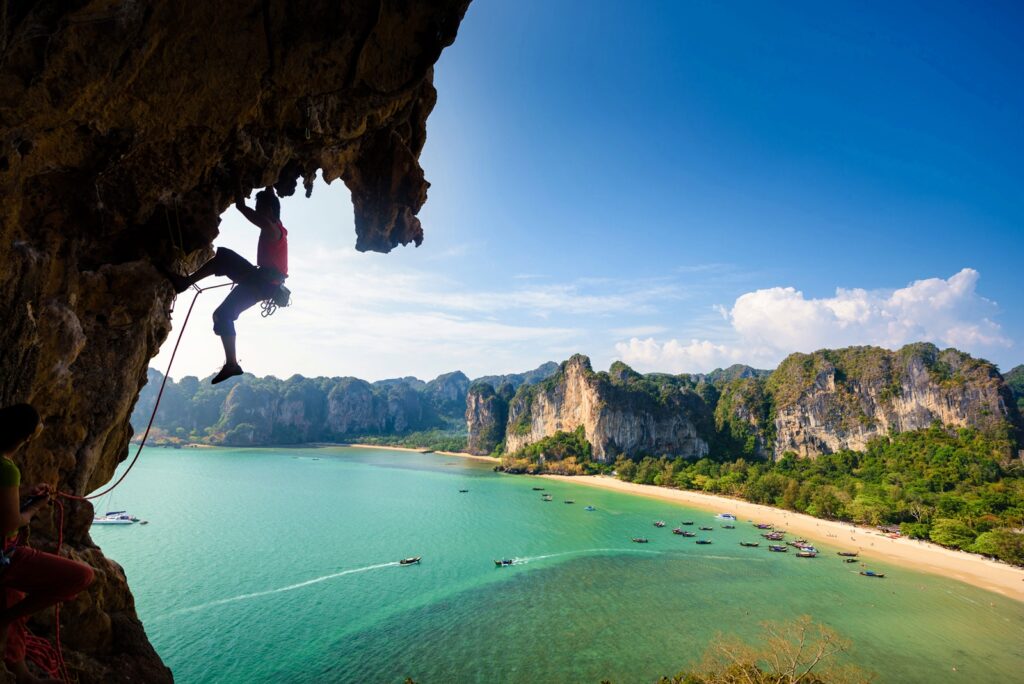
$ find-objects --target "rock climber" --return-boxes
[165,186,289,384]
[0,404,94,683]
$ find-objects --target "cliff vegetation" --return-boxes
[1005,365,1024,414]
[613,424,1024,566]
[490,344,1021,466]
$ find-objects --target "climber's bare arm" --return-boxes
[235,186,281,239]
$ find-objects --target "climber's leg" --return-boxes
[210,282,263,384]
[0,547,93,654]
[165,247,257,294]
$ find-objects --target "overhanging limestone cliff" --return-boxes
[0,1,469,680]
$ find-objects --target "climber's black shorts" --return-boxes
[209,248,282,337]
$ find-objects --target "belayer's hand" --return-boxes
[28,483,52,498]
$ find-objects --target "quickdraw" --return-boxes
[261,284,291,317]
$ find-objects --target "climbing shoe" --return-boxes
[159,267,192,294]
[211,363,243,385]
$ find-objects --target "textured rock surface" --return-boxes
[505,356,711,462]
[765,344,1021,458]
[423,371,471,418]
[0,1,469,680]
[465,382,512,455]
[492,346,1021,464]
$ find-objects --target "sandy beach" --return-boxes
[344,443,500,464]
[541,474,1024,603]
[434,449,500,464]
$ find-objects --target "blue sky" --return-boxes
[155,0,1023,381]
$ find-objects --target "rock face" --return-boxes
[487,345,1021,465]
[0,2,469,680]
[423,371,471,418]
[473,362,560,392]
[504,356,712,462]
[764,344,1021,458]
[465,382,513,455]
[130,371,478,445]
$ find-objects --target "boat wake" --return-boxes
[512,547,659,565]
[159,561,401,619]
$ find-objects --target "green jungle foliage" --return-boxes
[502,426,604,475]
[613,425,1024,567]
[1006,365,1024,414]
[354,430,468,452]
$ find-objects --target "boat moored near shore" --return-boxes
[93,511,138,525]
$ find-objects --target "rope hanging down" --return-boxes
[61,281,232,503]
[22,282,232,681]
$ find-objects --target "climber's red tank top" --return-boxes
[257,221,288,279]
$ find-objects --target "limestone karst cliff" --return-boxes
[760,344,1021,458]
[504,356,713,462]
[131,370,466,445]
[465,382,513,455]
[487,345,1021,465]
[0,1,469,680]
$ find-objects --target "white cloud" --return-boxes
[616,338,758,373]
[616,268,1012,374]
[154,238,677,381]
[609,325,668,337]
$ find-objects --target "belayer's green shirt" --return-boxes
[0,457,19,488]
[0,457,21,540]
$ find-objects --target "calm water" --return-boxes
[91,447,1024,683]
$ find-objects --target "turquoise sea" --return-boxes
[91,447,1024,683]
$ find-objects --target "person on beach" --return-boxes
[165,187,289,384]
[0,404,94,683]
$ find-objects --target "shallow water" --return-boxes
[91,447,1024,683]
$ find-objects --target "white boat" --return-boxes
[715,513,737,520]
[93,511,138,525]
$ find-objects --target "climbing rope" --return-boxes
[23,497,69,682]
[60,281,232,503]
[18,281,233,681]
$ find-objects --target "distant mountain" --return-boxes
[468,344,1022,461]
[704,364,771,384]
[130,362,558,448]
[1006,365,1024,413]
[472,362,559,391]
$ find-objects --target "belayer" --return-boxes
[0,404,94,683]
[165,187,289,384]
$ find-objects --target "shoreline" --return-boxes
[329,442,500,464]
[541,474,1024,603]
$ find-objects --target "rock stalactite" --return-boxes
[0,1,469,680]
